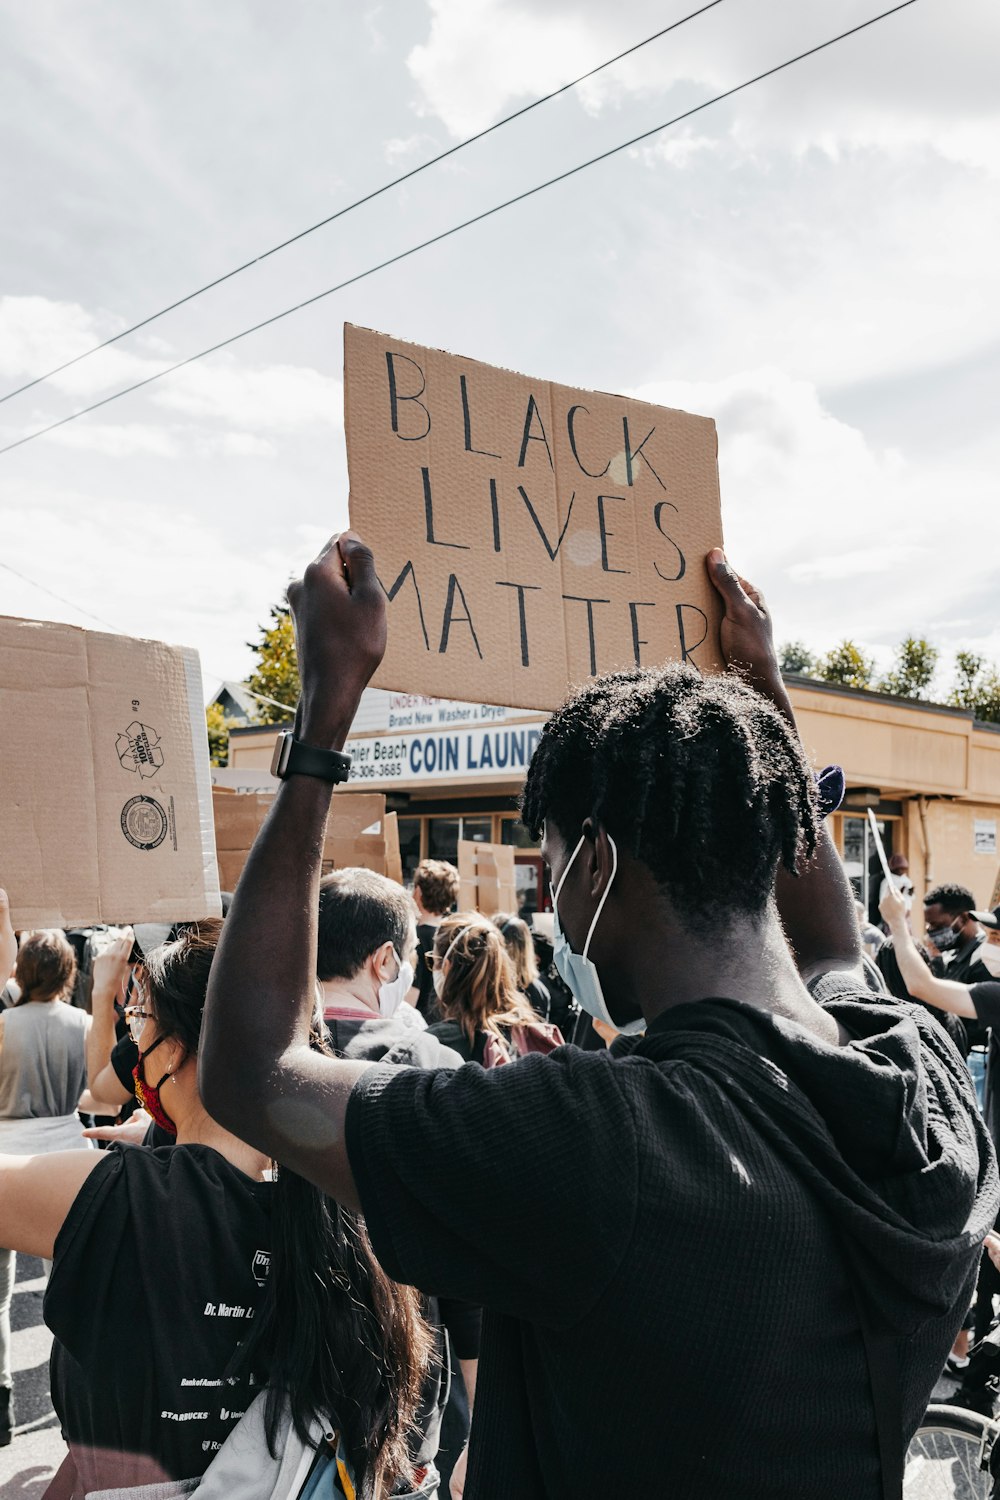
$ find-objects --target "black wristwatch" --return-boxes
[270,733,352,784]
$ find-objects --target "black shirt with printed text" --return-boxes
[46,1144,272,1495]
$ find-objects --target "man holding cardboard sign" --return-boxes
[202,526,994,1497]
[345,326,725,709]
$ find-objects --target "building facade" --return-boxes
[222,680,1000,924]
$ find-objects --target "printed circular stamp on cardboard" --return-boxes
[121,795,169,851]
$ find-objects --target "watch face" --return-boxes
[269,733,292,778]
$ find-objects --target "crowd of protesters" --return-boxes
[1,537,999,1498]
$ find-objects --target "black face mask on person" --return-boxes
[927,922,962,952]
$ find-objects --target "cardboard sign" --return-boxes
[323,792,387,875]
[2,615,222,929]
[212,788,388,887]
[345,325,725,711]
[458,840,518,916]
[213,789,275,894]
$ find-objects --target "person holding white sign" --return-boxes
[200,533,996,1500]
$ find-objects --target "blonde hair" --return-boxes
[434,913,537,1045]
[491,913,539,990]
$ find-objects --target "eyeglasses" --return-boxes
[123,1005,155,1044]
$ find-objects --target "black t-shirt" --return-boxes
[345,977,993,1499]
[971,981,1000,1028]
[46,1144,272,1495]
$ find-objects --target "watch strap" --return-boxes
[275,734,352,784]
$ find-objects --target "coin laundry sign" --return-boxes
[346,721,544,786]
[345,325,726,711]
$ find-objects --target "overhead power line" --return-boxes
[0,0,919,461]
[0,0,728,407]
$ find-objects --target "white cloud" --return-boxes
[151,357,341,431]
[47,422,177,457]
[407,0,1000,173]
[632,365,1000,659]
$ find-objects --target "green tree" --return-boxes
[205,703,235,767]
[816,640,875,691]
[246,604,299,725]
[878,636,939,700]
[949,650,1000,724]
[778,640,816,676]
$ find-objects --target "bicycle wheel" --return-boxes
[905,1404,998,1499]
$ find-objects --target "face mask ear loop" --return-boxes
[553,833,587,906]
[582,834,618,963]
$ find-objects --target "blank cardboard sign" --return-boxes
[1,615,222,929]
[345,325,725,711]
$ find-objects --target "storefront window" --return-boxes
[840,814,894,922]
[428,817,460,864]
[500,817,537,849]
[397,817,422,883]
[461,817,492,845]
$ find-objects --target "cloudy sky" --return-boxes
[1,0,997,702]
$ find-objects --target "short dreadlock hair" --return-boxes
[923,883,976,917]
[521,664,819,932]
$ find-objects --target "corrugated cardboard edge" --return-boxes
[182,647,224,919]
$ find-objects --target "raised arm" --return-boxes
[707,551,862,981]
[87,929,135,1108]
[0,888,16,993]
[199,533,387,1208]
[879,885,976,1017]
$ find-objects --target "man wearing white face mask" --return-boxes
[317,868,463,1068]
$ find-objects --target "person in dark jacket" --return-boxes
[200,534,998,1500]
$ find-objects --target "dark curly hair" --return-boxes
[924,884,976,917]
[521,664,819,932]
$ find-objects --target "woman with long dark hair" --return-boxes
[0,919,432,1497]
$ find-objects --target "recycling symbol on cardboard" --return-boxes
[116,721,164,779]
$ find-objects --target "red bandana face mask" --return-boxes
[132,1034,179,1136]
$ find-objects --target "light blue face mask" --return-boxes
[550,830,644,1037]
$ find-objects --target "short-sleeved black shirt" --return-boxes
[46,1144,271,1494]
[345,981,994,1499]
[970,980,1000,1029]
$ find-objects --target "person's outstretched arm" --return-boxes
[707,551,862,982]
[87,929,134,1108]
[199,532,387,1208]
[879,885,976,1017]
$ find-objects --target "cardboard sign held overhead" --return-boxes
[458,840,519,917]
[2,615,221,929]
[345,325,725,711]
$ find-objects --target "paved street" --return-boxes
[1,1256,63,1500]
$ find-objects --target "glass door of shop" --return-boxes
[838,814,897,924]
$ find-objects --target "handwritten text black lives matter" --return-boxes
[347,327,722,708]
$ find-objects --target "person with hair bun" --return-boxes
[0,916,91,1446]
[0,916,434,1496]
[426,915,562,1065]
